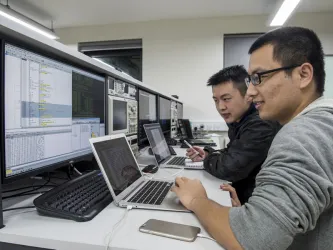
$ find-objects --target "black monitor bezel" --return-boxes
[158,95,171,134]
[137,88,158,148]
[0,38,107,184]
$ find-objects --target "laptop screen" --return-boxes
[92,137,142,195]
[144,124,171,164]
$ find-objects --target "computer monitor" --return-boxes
[138,89,157,147]
[108,95,128,134]
[159,97,171,136]
[1,43,106,183]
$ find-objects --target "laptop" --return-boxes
[179,119,217,146]
[89,134,188,212]
[144,123,204,169]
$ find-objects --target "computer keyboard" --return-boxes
[34,170,113,222]
[167,156,186,166]
[168,145,177,155]
[128,180,172,205]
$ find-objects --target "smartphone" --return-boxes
[139,219,201,242]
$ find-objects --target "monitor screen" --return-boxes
[138,89,157,145]
[3,43,105,180]
[113,99,127,130]
[159,97,171,134]
[92,137,141,195]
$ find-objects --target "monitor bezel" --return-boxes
[158,95,171,135]
[0,38,107,184]
[137,88,158,148]
[108,95,129,135]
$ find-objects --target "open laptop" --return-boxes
[179,119,216,146]
[144,123,204,169]
[89,134,188,212]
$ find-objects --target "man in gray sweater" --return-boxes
[171,26,333,250]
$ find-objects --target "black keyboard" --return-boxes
[34,171,113,222]
[167,156,186,166]
[168,145,177,155]
[128,180,172,205]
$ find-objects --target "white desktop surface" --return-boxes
[1,147,230,250]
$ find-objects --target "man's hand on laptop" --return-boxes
[186,146,206,162]
[171,177,208,211]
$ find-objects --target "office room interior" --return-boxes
[0,0,332,249]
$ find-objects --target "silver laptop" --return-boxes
[144,123,204,169]
[89,134,188,212]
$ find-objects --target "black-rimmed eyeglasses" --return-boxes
[245,65,301,87]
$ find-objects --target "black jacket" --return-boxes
[203,104,281,204]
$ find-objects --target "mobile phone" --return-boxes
[139,219,201,242]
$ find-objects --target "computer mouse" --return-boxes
[142,164,159,173]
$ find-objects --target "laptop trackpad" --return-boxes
[161,191,189,211]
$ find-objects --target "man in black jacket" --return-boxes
[187,65,281,204]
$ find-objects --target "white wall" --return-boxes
[56,12,333,125]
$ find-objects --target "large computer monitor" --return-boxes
[159,97,171,136]
[1,43,106,183]
[138,89,157,147]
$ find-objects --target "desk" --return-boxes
[0,147,230,250]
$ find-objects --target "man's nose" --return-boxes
[246,82,258,99]
[218,102,226,110]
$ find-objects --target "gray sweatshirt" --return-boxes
[229,97,333,250]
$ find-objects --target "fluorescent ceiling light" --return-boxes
[0,4,58,39]
[93,58,115,69]
[270,0,301,26]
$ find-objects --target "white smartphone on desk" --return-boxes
[139,219,201,242]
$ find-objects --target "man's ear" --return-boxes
[298,63,314,90]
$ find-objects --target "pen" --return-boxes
[184,140,199,157]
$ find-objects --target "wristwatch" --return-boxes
[203,146,214,154]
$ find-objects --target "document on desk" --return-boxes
[185,159,204,169]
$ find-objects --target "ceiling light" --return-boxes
[270,0,301,26]
[0,4,58,39]
[93,58,115,69]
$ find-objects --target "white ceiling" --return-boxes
[4,0,333,29]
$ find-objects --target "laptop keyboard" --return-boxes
[128,181,172,205]
[167,156,186,166]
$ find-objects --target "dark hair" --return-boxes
[207,65,248,96]
[249,27,325,95]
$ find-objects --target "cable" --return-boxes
[73,167,83,176]
[197,233,216,242]
[3,206,35,212]
[3,178,51,199]
[3,184,56,193]
[105,205,132,250]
